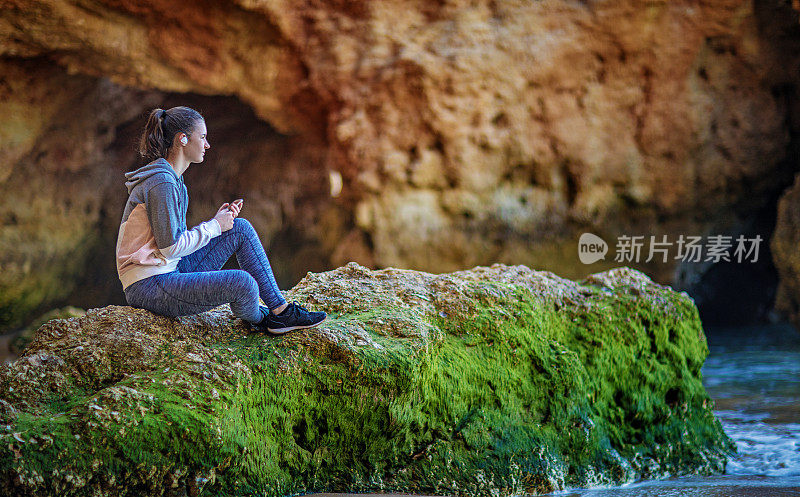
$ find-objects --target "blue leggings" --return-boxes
[124,218,286,323]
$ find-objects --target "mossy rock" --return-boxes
[8,306,86,356]
[0,263,734,496]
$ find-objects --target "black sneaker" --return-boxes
[264,301,326,334]
[248,306,274,334]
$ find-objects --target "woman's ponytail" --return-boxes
[138,106,204,162]
[139,108,167,162]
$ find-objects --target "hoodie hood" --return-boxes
[124,158,180,194]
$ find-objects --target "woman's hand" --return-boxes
[229,198,243,218]
[214,203,235,231]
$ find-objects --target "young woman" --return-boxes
[115,106,326,333]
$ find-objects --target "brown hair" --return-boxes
[138,106,204,162]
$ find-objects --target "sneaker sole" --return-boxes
[267,316,327,335]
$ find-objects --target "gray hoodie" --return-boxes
[115,158,221,289]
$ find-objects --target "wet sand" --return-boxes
[308,494,447,497]
[548,475,800,496]
[306,475,800,497]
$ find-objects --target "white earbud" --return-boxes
[180,136,188,146]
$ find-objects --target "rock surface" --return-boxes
[2,0,799,328]
[8,306,85,357]
[771,173,800,329]
[0,263,733,496]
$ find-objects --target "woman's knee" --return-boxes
[228,269,259,298]
[233,217,255,235]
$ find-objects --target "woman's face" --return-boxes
[184,120,210,163]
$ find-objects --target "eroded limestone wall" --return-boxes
[2,0,799,329]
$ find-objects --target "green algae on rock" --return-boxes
[0,263,733,496]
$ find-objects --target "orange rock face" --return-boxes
[1,0,798,328]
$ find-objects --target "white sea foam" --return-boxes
[715,411,800,477]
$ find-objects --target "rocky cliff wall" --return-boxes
[1,0,799,329]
